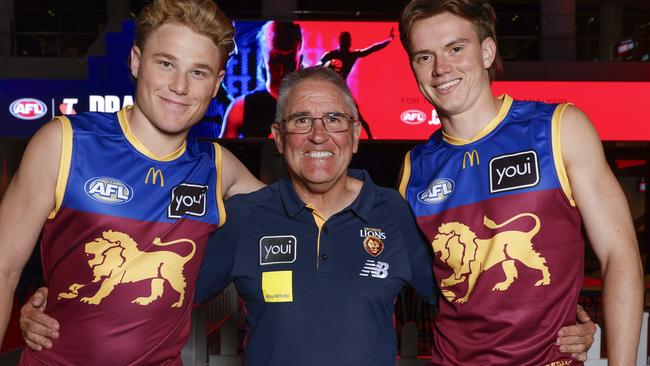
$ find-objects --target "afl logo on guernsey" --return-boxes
[84,177,133,204]
[9,98,47,120]
[418,178,454,204]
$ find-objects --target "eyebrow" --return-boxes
[287,112,311,117]
[287,111,346,117]
[152,52,215,73]
[411,37,471,57]
[152,52,177,61]
[445,38,470,47]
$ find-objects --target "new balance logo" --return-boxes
[359,260,389,279]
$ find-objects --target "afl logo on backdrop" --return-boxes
[400,109,427,125]
[84,177,134,204]
[9,98,48,120]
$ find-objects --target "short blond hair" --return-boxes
[135,0,235,66]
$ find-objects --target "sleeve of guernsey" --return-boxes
[397,194,438,305]
[193,197,243,304]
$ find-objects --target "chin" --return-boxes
[155,121,192,135]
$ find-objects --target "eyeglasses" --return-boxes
[281,113,356,134]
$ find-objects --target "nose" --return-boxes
[434,56,451,76]
[308,118,329,143]
[169,72,189,95]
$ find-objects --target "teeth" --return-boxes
[436,79,460,90]
[305,151,333,158]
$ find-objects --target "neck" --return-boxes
[440,88,501,141]
[126,105,188,158]
[291,173,362,220]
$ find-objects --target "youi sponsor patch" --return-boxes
[489,150,539,193]
[259,236,297,265]
[168,183,207,219]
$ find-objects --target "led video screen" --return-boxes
[2,20,650,141]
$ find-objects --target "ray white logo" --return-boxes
[259,236,297,265]
[168,183,207,218]
[84,177,133,204]
[489,150,539,193]
[359,260,389,279]
[418,178,454,204]
[10,98,48,120]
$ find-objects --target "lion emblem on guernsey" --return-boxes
[432,213,550,304]
[58,230,196,307]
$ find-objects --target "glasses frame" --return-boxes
[280,112,357,134]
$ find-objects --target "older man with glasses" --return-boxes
[195,66,437,366]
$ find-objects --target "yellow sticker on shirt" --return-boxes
[262,271,293,302]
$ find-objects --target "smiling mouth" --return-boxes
[435,79,461,91]
[160,96,190,107]
[304,151,333,158]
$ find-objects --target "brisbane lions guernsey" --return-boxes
[20,108,225,366]
[399,95,585,366]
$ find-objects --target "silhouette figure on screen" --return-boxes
[319,29,394,139]
[223,21,302,138]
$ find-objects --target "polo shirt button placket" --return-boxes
[318,225,330,272]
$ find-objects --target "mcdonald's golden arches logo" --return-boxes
[462,150,480,169]
[145,167,164,187]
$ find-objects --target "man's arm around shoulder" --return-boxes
[220,147,265,199]
[0,119,62,344]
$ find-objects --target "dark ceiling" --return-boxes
[11,0,650,59]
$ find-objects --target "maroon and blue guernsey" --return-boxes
[20,108,225,365]
[399,95,584,366]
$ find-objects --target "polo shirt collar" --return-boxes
[278,169,375,222]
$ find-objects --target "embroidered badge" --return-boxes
[363,236,384,256]
[359,227,386,256]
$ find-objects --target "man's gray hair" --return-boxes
[275,66,359,123]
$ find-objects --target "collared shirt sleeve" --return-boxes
[398,195,439,305]
[193,199,242,304]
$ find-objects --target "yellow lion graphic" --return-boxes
[58,230,196,307]
[432,213,550,304]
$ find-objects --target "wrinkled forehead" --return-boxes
[285,80,351,116]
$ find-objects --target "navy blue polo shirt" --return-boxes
[195,169,436,366]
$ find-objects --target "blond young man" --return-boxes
[0,0,262,364]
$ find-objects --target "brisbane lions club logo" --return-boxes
[431,213,550,303]
[58,230,196,307]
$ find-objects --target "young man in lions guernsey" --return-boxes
[0,0,263,364]
[398,0,643,365]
